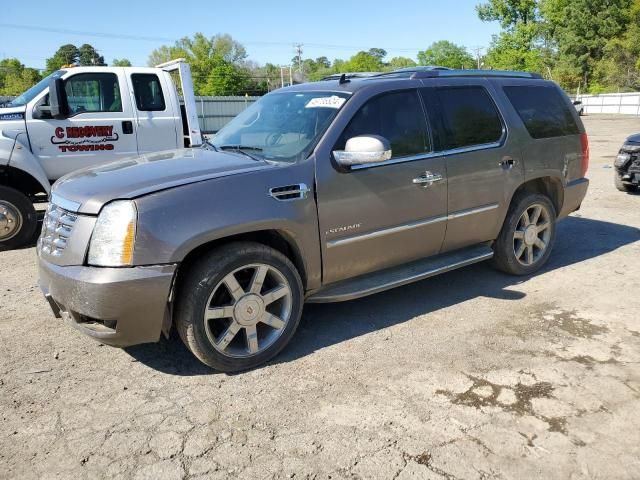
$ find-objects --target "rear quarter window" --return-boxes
[504,85,579,139]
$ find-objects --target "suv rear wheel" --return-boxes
[175,242,303,372]
[614,172,638,193]
[0,186,38,250]
[491,192,557,275]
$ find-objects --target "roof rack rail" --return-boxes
[321,72,382,81]
[374,68,542,80]
[411,69,542,80]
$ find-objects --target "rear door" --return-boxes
[421,83,523,252]
[127,72,179,153]
[26,70,139,180]
[315,88,448,284]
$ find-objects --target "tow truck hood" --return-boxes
[53,148,275,214]
[0,106,27,140]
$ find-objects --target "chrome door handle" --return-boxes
[413,172,443,187]
[499,156,517,168]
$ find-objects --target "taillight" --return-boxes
[580,133,589,177]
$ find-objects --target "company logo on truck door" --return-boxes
[51,126,119,152]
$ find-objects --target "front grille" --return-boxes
[39,203,78,257]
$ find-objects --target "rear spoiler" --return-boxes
[156,58,203,147]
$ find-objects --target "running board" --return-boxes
[307,245,493,303]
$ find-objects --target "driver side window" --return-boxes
[335,90,431,159]
[64,73,122,115]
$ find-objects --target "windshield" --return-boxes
[6,70,65,108]
[212,91,350,162]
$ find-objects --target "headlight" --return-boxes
[88,201,137,267]
[615,152,631,168]
[621,144,640,153]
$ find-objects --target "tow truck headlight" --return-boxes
[88,201,137,267]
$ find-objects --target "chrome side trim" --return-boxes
[326,203,499,249]
[350,142,504,171]
[50,193,81,213]
[327,215,447,249]
[447,203,499,220]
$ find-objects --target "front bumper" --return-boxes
[558,177,589,219]
[38,257,177,347]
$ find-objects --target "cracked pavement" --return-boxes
[1,115,640,479]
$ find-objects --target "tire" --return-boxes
[491,192,557,276]
[614,172,638,193]
[175,241,304,372]
[0,186,38,250]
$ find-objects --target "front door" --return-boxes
[315,89,448,284]
[26,70,139,181]
[421,84,524,252]
[128,72,178,153]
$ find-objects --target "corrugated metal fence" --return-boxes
[0,95,260,133]
[578,92,640,115]
[191,96,259,134]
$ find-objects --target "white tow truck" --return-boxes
[0,59,202,248]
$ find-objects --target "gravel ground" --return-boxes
[1,115,640,480]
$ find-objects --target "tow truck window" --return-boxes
[64,73,122,115]
[131,74,166,112]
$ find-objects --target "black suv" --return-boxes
[615,133,640,192]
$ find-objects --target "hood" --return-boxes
[0,106,27,140]
[625,133,640,145]
[53,148,275,214]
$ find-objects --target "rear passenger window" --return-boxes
[336,90,431,159]
[504,86,579,139]
[132,74,165,111]
[426,87,503,150]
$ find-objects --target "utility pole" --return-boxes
[471,46,484,69]
[294,43,303,73]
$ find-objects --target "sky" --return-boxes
[1,0,501,70]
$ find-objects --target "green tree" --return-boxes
[388,57,417,69]
[45,44,79,74]
[542,0,632,89]
[112,58,132,67]
[344,51,384,72]
[417,41,475,69]
[476,0,538,28]
[78,44,105,66]
[0,58,41,95]
[148,33,251,95]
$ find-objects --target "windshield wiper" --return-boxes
[217,145,263,161]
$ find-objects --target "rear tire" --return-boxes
[614,173,638,193]
[0,186,37,250]
[175,242,304,372]
[491,193,557,276]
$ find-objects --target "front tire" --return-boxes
[175,242,304,372]
[491,193,557,275]
[0,186,37,250]
[614,173,638,193]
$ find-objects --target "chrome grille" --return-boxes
[39,203,78,257]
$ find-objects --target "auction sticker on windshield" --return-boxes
[305,95,346,109]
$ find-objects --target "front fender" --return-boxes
[0,130,17,167]
[132,165,322,290]
[6,133,51,195]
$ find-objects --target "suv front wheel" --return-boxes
[175,242,304,372]
[491,193,557,275]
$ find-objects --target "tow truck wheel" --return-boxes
[175,242,304,372]
[614,173,638,193]
[0,186,38,250]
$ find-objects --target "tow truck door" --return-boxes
[125,71,179,154]
[26,69,139,181]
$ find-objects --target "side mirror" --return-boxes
[49,78,69,119]
[333,135,392,167]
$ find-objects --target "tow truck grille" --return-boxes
[39,203,78,257]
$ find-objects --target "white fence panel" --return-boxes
[579,92,640,115]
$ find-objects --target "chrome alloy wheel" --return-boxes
[203,263,293,358]
[513,203,551,266]
[0,200,23,241]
